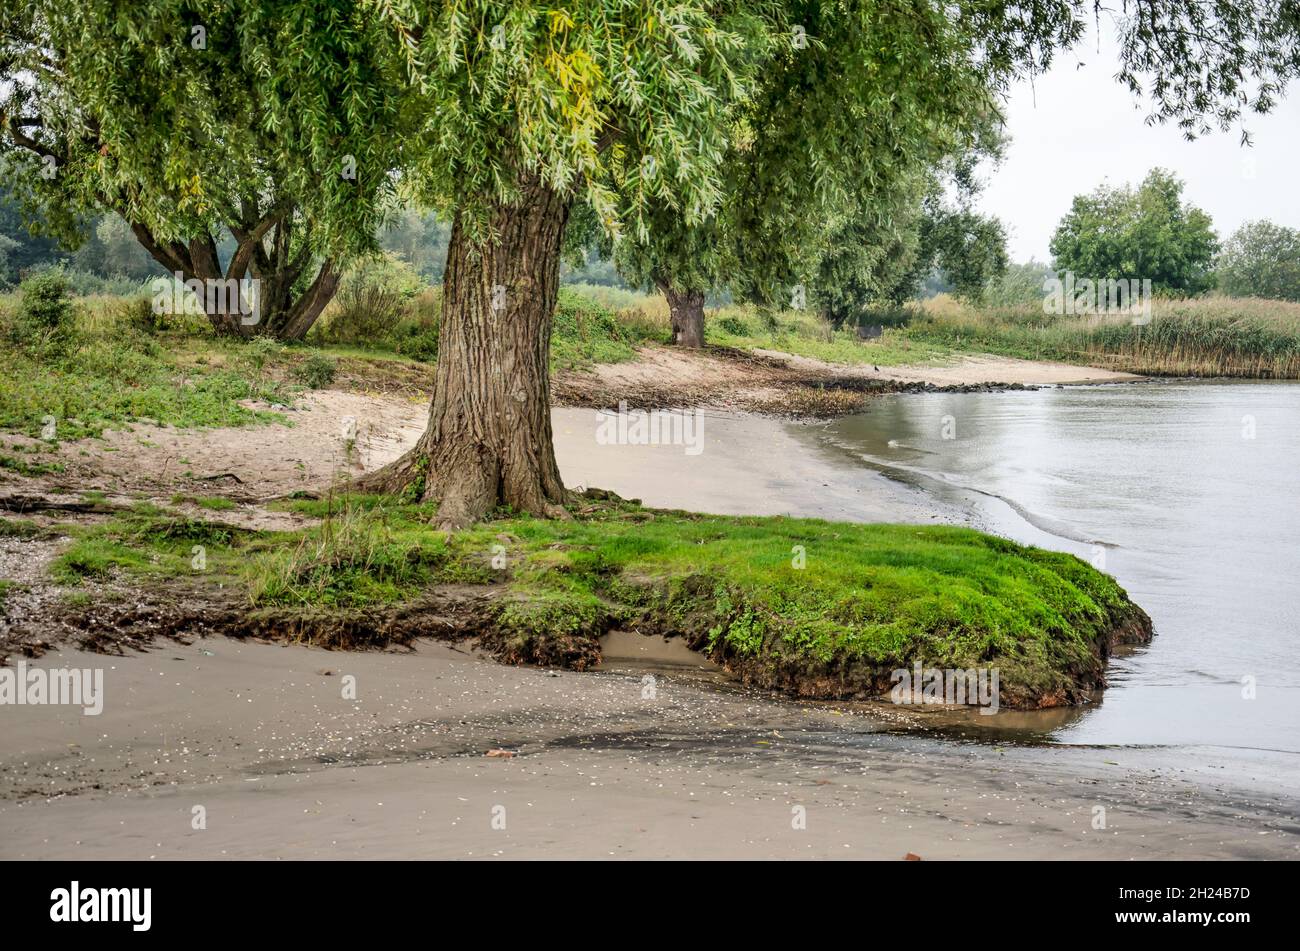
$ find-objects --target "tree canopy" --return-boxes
[1049,168,1219,295]
[1,2,401,336]
[1216,219,1300,301]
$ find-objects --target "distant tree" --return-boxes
[72,215,166,283]
[924,206,1010,302]
[0,232,18,286]
[811,190,929,328]
[0,180,67,278]
[612,3,1009,348]
[1049,169,1218,295]
[1216,220,1300,301]
[380,210,451,284]
[984,259,1056,307]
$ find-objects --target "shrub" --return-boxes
[292,352,338,389]
[318,253,425,345]
[715,314,750,336]
[17,268,74,331]
[113,294,166,334]
[12,267,76,351]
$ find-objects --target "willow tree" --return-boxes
[357,2,786,526]
[363,0,1088,523]
[0,2,397,338]
[356,0,1300,527]
[611,1,1012,347]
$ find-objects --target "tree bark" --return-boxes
[357,173,572,529]
[658,280,706,348]
[131,216,336,341]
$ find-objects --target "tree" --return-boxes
[1216,220,1300,301]
[364,1,1300,526]
[0,3,397,339]
[984,259,1056,307]
[927,207,1010,302]
[380,209,452,284]
[1049,168,1219,295]
[72,214,167,283]
[19,2,1293,527]
[356,2,803,525]
[0,180,67,281]
[612,3,1012,347]
[811,177,931,328]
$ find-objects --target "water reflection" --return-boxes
[808,381,1300,753]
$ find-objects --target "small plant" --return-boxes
[13,268,76,349]
[715,314,750,336]
[293,352,338,389]
[316,253,425,346]
[115,294,166,335]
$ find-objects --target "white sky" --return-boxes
[981,31,1300,263]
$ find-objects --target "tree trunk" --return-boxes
[357,174,572,529]
[131,220,338,341]
[658,280,706,348]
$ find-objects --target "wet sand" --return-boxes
[2,639,1295,859]
[3,387,1297,859]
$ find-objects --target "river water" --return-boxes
[813,381,1300,755]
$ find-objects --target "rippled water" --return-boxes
[818,381,1300,754]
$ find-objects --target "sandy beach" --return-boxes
[2,353,1297,860]
[3,637,1295,859]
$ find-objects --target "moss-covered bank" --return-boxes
[35,494,1152,709]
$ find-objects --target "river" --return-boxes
[812,380,1300,755]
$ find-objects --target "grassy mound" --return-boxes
[45,496,1151,708]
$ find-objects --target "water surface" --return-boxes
[814,381,1300,754]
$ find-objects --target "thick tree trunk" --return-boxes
[357,174,572,529]
[658,280,706,348]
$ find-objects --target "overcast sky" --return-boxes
[981,30,1300,264]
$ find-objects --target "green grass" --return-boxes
[248,500,491,606]
[170,494,237,511]
[253,504,1149,696]
[549,287,662,370]
[50,510,246,585]
[0,453,65,476]
[0,294,366,442]
[0,518,41,538]
[51,495,1146,704]
[0,330,292,442]
[704,307,952,366]
[567,283,953,367]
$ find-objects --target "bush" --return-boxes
[12,268,76,350]
[1216,220,1300,302]
[317,253,425,345]
[391,286,440,361]
[715,314,750,336]
[112,294,166,335]
[292,352,338,389]
[18,268,74,329]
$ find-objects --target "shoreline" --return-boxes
[3,348,1297,859]
[2,638,1295,860]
